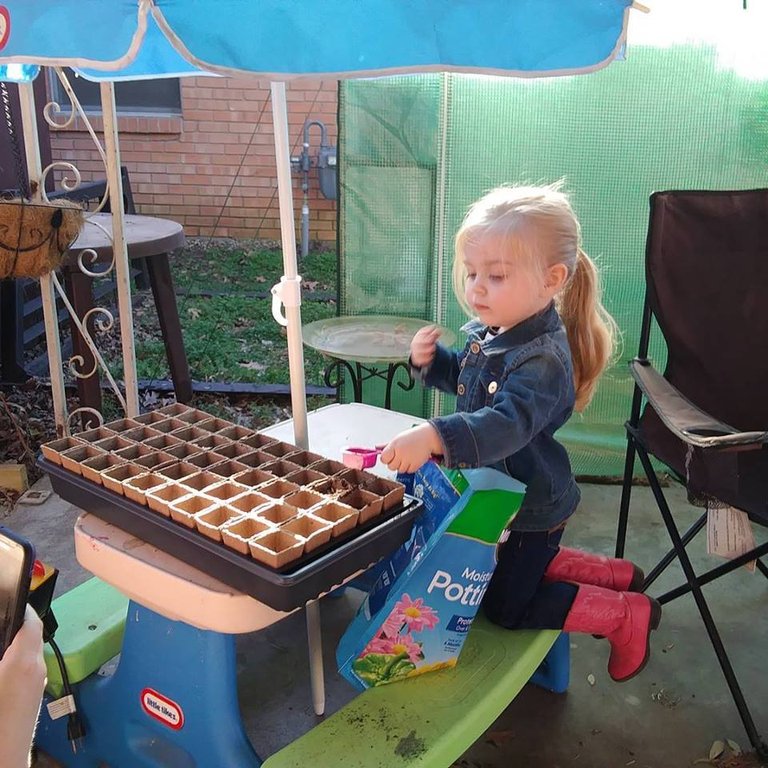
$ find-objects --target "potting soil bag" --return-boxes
[336,461,525,689]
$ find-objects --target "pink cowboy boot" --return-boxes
[563,584,662,682]
[544,546,644,592]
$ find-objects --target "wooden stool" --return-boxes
[63,213,192,428]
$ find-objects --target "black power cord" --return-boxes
[39,600,85,754]
[44,630,86,752]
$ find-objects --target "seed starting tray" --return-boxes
[42,457,422,612]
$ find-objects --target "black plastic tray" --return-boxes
[41,458,422,612]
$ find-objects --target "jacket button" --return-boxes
[457,383,465,395]
[470,342,480,354]
[488,381,498,394]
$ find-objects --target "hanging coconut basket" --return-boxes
[0,197,85,279]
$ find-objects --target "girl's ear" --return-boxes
[545,263,569,294]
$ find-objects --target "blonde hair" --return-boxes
[452,183,617,411]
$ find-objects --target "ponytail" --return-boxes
[558,248,617,412]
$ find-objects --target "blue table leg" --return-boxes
[529,631,570,693]
[36,601,261,767]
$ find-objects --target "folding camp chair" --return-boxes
[615,189,768,757]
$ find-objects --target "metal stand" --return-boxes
[323,360,414,409]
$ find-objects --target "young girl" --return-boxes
[380,184,661,683]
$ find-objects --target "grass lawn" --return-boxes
[106,241,338,388]
[91,240,339,427]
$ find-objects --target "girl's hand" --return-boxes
[380,424,444,474]
[410,325,441,368]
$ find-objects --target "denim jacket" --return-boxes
[414,302,580,532]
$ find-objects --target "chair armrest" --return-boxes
[629,359,768,450]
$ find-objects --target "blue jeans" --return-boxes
[482,526,578,630]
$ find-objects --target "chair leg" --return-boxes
[635,443,768,756]
[615,432,637,559]
[642,512,707,591]
[617,370,647,559]
[146,253,193,404]
[658,539,768,603]
[134,255,151,291]
[756,558,768,580]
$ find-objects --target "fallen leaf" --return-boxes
[726,740,742,756]
[255,275,267,283]
[587,673,596,686]
[710,740,725,760]
[140,391,160,408]
[187,307,202,319]
[239,361,267,372]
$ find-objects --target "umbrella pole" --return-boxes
[270,81,309,448]
[270,81,324,716]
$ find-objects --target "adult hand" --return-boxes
[410,325,441,368]
[0,605,47,768]
[380,423,444,474]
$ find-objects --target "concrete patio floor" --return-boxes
[7,474,767,768]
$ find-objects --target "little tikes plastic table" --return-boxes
[36,403,569,767]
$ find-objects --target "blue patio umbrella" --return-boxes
[0,0,637,717]
[2,0,632,78]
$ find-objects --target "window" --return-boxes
[49,69,181,115]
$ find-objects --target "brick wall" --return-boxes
[48,76,338,244]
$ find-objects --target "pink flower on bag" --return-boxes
[364,633,423,663]
[379,593,439,638]
[380,610,406,639]
[397,593,439,632]
[398,593,439,632]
